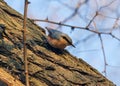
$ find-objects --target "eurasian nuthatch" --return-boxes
[46,27,75,49]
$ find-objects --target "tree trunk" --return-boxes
[0,0,115,86]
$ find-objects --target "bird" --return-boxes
[46,27,75,49]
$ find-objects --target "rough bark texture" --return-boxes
[0,68,24,86]
[0,0,115,86]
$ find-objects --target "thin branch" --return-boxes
[58,0,89,24]
[32,18,120,43]
[32,18,120,42]
[58,1,74,10]
[86,11,98,28]
[23,0,30,86]
[32,19,87,29]
[56,0,89,29]
[32,19,107,33]
[99,0,117,11]
[98,13,120,20]
[58,0,88,11]
[98,34,107,77]
[110,17,119,32]
[109,33,120,41]
[57,1,82,29]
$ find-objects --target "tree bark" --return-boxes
[0,0,115,86]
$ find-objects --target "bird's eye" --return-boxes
[62,36,72,44]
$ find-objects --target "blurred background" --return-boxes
[4,0,120,85]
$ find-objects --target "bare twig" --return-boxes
[109,33,120,41]
[23,0,30,86]
[58,0,88,11]
[57,0,89,23]
[58,1,74,10]
[57,1,82,29]
[110,17,119,32]
[98,34,107,77]
[99,0,117,11]
[86,12,98,28]
[56,0,88,29]
[98,13,120,20]
[32,19,87,29]
[32,18,120,42]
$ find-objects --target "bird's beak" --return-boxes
[71,44,76,48]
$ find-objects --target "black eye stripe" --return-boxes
[62,36,72,45]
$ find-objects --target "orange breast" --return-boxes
[47,36,69,49]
